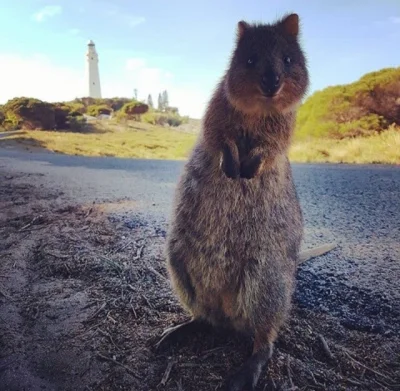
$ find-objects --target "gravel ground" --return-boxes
[0,149,399,390]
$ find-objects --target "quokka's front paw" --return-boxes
[221,144,240,179]
[240,155,262,179]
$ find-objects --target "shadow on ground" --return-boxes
[0,133,48,151]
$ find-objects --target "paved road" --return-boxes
[1,148,399,333]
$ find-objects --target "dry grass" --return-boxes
[0,120,197,160]
[1,120,399,164]
[289,127,400,164]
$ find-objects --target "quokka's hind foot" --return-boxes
[154,318,210,351]
[224,328,275,391]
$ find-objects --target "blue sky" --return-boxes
[0,0,399,118]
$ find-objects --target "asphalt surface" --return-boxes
[1,148,399,333]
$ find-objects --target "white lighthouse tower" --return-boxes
[86,40,102,98]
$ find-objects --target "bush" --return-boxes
[165,106,179,114]
[3,97,56,130]
[87,104,112,117]
[119,101,149,121]
[53,104,90,130]
[142,111,187,127]
[64,102,86,115]
[72,97,132,113]
[167,116,183,127]
[54,105,70,129]
[68,115,87,132]
[107,98,132,111]
[0,108,4,129]
[296,67,400,139]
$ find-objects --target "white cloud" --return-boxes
[389,16,400,24]
[128,16,146,27]
[68,28,80,36]
[32,5,62,23]
[103,4,145,28]
[0,54,85,104]
[116,57,207,118]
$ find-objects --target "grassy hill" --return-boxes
[289,66,400,164]
[295,67,400,140]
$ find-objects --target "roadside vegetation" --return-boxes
[1,67,399,164]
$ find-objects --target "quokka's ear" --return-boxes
[279,13,299,37]
[237,20,250,40]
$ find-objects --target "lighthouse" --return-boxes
[86,40,102,98]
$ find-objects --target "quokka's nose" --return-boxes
[261,72,282,97]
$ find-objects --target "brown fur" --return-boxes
[162,13,310,390]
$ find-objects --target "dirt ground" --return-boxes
[0,172,399,391]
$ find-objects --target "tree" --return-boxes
[158,93,163,111]
[147,94,154,108]
[162,90,169,109]
[134,89,138,100]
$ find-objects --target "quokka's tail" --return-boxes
[298,242,337,265]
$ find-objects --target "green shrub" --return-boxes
[64,102,86,114]
[54,105,70,129]
[3,97,56,130]
[167,116,183,127]
[142,112,186,127]
[68,115,87,131]
[142,112,166,125]
[86,104,112,117]
[119,101,149,121]
[0,108,4,129]
[295,67,400,139]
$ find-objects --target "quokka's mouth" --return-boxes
[261,82,284,99]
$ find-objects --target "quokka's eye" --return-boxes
[284,56,292,64]
[246,55,258,67]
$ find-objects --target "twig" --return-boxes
[343,351,394,382]
[96,353,142,380]
[83,302,106,323]
[146,265,168,283]
[106,239,132,255]
[176,379,184,391]
[133,245,144,260]
[0,358,17,371]
[179,363,226,368]
[318,334,334,361]
[97,329,121,352]
[286,355,295,389]
[200,346,225,357]
[346,378,364,386]
[0,286,13,300]
[373,379,394,390]
[141,294,153,309]
[130,304,137,319]
[307,370,324,388]
[115,240,132,254]
[106,312,117,324]
[160,360,176,386]
[84,207,93,218]
[45,250,69,259]
[18,215,42,231]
